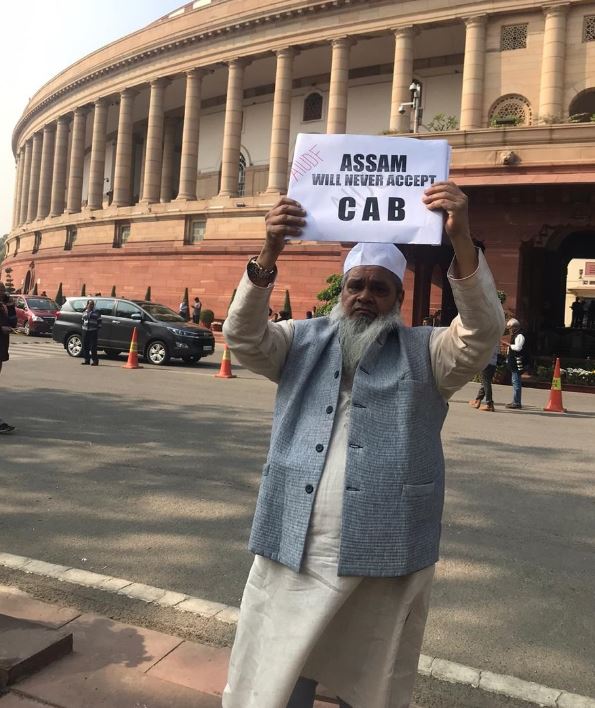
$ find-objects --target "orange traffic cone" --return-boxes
[544,357,565,413]
[214,344,236,379]
[123,327,142,369]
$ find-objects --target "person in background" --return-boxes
[0,281,17,434]
[41,290,47,297]
[587,299,595,329]
[570,297,584,329]
[505,318,526,409]
[81,299,102,366]
[179,299,189,320]
[469,342,500,412]
[422,316,434,326]
[192,296,202,324]
[305,311,313,319]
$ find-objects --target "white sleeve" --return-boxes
[222,271,294,383]
[510,334,525,352]
[430,251,505,400]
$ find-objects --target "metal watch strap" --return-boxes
[247,257,277,285]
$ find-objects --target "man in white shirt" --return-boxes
[505,318,526,409]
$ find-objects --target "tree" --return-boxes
[283,289,292,319]
[425,113,459,131]
[144,286,151,302]
[315,273,342,316]
[32,282,38,295]
[81,283,86,296]
[55,282,64,305]
[110,285,116,297]
[0,234,7,263]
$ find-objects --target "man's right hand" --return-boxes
[259,198,306,269]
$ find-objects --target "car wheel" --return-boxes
[23,321,31,336]
[66,333,83,357]
[104,349,123,359]
[181,355,201,364]
[146,340,170,366]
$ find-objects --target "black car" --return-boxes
[53,297,215,365]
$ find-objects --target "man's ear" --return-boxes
[398,290,405,307]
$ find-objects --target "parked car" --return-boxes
[11,295,60,336]
[52,297,216,365]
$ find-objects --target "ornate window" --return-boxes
[64,226,77,251]
[303,92,323,122]
[488,94,532,126]
[500,24,528,51]
[238,152,247,197]
[184,216,206,245]
[113,222,130,249]
[32,232,42,254]
[583,15,595,42]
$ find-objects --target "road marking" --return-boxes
[8,340,63,360]
[0,552,593,707]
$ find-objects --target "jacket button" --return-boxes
[334,370,340,378]
[326,405,333,414]
[315,443,324,453]
[305,484,314,494]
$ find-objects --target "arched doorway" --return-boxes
[568,88,595,122]
[517,230,595,356]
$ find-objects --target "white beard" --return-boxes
[329,301,402,377]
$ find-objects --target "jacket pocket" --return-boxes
[402,481,435,497]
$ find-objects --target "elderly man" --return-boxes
[222,181,504,708]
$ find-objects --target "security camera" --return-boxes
[398,104,407,115]
[409,82,419,92]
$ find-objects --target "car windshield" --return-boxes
[26,298,58,310]
[141,303,185,323]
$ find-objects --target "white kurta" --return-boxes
[222,253,503,708]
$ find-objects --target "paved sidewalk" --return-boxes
[0,585,365,708]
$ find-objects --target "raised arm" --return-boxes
[223,198,307,383]
[422,182,505,399]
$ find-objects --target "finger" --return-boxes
[424,198,459,212]
[275,197,306,212]
[268,226,302,237]
[424,182,463,198]
[267,214,306,226]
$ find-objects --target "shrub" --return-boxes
[200,309,214,328]
[316,273,342,316]
[426,113,458,131]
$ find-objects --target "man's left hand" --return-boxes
[422,181,470,242]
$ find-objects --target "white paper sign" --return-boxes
[287,133,450,245]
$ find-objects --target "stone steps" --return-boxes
[0,614,73,689]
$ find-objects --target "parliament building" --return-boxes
[3,0,595,353]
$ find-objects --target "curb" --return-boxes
[1,552,593,707]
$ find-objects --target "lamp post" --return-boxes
[398,81,422,133]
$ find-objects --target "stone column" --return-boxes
[141,78,168,203]
[26,132,43,222]
[219,59,248,197]
[50,116,71,217]
[66,107,88,213]
[112,89,137,207]
[177,69,206,201]
[12,151,24,229]
[389,27,414,133]
[36,124,56,220]
[87,98,109,210]
[160,117,177,202]
[266,47,295,194]
[538,4,568,120]
[460,16,487,130]
[327,37,353,134]
[19,141,33,225]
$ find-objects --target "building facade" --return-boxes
[3,0,595,352]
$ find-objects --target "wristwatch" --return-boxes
[247,257,277,286]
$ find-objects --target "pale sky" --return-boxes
[1,0,184,236]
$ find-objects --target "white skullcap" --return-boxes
[343,243,407,283]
